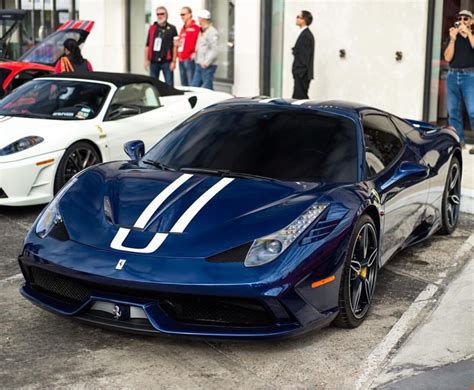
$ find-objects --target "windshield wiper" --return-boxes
[179,167,275,181]
[142,159,176,171]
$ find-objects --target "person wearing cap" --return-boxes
[443,9,474,152]
[191,10,219,90]
[144,6,178,86]
[292,10,315,99]
[177,6,200,86]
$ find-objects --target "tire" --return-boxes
[54,141,101,194]
[439,156,461,235]
[333,214,378,328]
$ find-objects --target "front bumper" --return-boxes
[0,150,63,206]
[18,244,344,339]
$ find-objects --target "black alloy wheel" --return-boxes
[439,156,461,235]
[334,214,378,328]
[54,141,101,194]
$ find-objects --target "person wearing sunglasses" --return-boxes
[177,6,200,86]
[291,10,315,99]
[443,9,474,151]
[144,6,178,86]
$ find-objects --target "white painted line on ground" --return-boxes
[356,232,474,390]
[355,284,438,390]
[0,273,23,287]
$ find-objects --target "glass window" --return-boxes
[110,83,161,108]
[362,114,404,177]
[391,115,414,137]
[208,0,234,82]
[0,68,12,86]
[145,106,358,183]
[9,69,52,91]
[0,79,110,120]
[19,30,84,66]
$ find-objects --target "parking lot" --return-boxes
[1,206,473,389]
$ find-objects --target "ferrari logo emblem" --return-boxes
[115,259,126,270]
[112,305,122,320]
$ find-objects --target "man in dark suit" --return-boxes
[292,10,315,99]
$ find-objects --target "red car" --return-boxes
[0,12,93,98]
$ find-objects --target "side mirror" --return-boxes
[380,162,429,191]
[124,140,145,161]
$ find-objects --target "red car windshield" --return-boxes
[0,79,110,120]
[19,30,86,66]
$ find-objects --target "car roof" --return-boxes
[45,71,185,96]
[205,97,383,120]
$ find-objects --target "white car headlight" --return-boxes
[0,136,44,156]
[35,177,78,238]
[244,204,328,267]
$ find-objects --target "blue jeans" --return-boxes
[150,61,174,86]
[447,70,474,143]
[179,59,195,86]
[191,64,217,90]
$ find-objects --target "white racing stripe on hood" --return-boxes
[170,177,234,233]
[110,175,234,254]
[134,173,193,229]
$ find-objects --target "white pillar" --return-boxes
[78,0,127,72]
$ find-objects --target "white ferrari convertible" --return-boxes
[0,72,232,206]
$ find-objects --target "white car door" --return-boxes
[101,83,187,160]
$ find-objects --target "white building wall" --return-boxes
[282,0,429,119]
[79,0,128,72]
[233,0,261,97]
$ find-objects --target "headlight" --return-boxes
[35,177,78,238]
[244,204,328,267]
[0,136,44,156]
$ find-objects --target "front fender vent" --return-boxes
[301,204,348,245]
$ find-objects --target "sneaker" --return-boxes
[470,147,474,155]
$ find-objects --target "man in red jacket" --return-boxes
[177,6,200,86]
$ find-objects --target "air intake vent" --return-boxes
[301,204,348,245]
[206,242,252,263]
[0,188,8,198]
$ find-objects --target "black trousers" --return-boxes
[292,76,311,99]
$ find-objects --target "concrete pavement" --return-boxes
[372,250,474,389]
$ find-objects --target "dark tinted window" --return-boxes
[391,116,414,136]
[362,114,404,177]
[0,68,11,86]
[145,106,358,182]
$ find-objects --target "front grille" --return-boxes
[25,265,278,328]
[0,188,7,198]
[160,296,274,327]
[30,267,91,305]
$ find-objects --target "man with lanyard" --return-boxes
[177,6,199,86]
[144,6,177,86]
[444,9,474,153]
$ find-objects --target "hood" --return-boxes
[0,116,94,162]
[59,162,335,258]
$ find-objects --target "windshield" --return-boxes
[0,79,110,120]
[19,30,85,66]
[144,105,358,183]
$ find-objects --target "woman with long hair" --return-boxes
[54,38,93,73]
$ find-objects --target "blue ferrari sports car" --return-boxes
[18,99,462,338]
